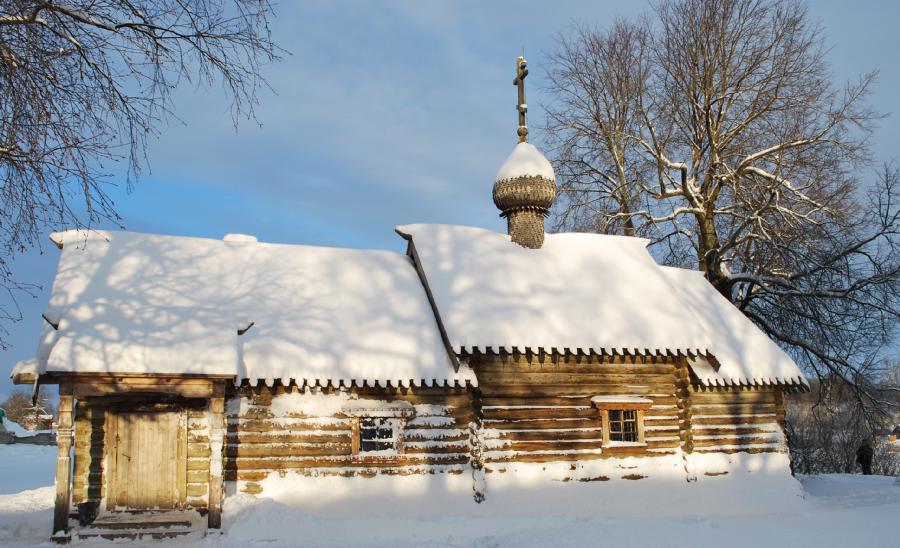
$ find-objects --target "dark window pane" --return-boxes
[359,417,396,453]
[607,409,639,443]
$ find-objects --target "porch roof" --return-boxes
[16,230,474,388]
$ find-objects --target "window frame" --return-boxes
[607,409,641,443]
[591,397,651,447]
[342,401,415,457]
[350,416,406,455]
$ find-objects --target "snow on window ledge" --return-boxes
[605,441,648,448]
[590,396,652,410]
[341,400,415,418]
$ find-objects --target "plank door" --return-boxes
[108,410,187,510]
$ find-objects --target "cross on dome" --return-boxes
[513,56,529,143]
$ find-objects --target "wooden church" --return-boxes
[11,57,807,541]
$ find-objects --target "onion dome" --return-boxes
[491,56,557,249]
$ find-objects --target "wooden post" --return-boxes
[350,417,361,455]
[674,361,694,453]
[53,384,74,539]
[207,383,226,529]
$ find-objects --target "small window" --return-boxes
[342,400,414,456]
[607,409,639,442]
[590,396,650,447]
[359,417,397,452]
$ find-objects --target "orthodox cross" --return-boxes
[513,55,528,143]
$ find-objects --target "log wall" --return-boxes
[470,353,683,464]
[69,367,798,506]
[186,408,212,508]
[71,400,212,511]
[687,384,789,454]
[223,384,475,494]
[72,402,104,505]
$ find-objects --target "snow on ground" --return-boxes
[0,443,897,547]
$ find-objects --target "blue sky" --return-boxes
[2,0,898,399]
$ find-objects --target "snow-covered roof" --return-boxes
[495,142,555,182]
[396,224,806,387]
[22,230,474,387]
[16,224,805,388]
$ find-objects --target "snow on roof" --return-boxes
[29,230,473,387]
[590,396,653,405]
[662,268,806,387]
[495,142,555,182]
[10,358,39,381]
[396,224,806,387]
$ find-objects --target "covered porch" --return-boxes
[14,369,232,542]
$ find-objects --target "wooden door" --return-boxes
[108,410,186,510]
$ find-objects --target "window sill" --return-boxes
[350,453,405,465]
[605,441,647,448]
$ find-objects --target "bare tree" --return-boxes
[545,0,900,409]
[1,387,54,430]
[0,0,280,345]
[786,374,900,476]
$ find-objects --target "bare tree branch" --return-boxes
[0,0,281,348]
[544,0,899,410]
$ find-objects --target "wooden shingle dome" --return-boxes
[493,56,557,249]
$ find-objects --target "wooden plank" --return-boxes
[187,458,211,471]
[225,444,353,458]
[690,403,777,415]
[186,484,209,497]
[477,384,675,398]
[402,444,470,455]
[105,410,118,508]
[484,452,607,463]
[178,412,188,507]
[230,419,350,432]
[224,454,470,470]
[690,414,778,426]
[471,355,678,369]
[350,417,360,455]
[483,418,600,430]
[73,377,216,399]
[187,470,210,483]
[53,386,74,537]
[233,404,470,421]
[208,385,226,529]
[495,429,602,442]
[71,407,89,505]
[774,388,786,426]
[477,363,677,375]
[489,439,605,452]
[692,424,779,434]
[475,372,677,385]
[645,438,680,449]
[690,390,777,404]
[693,446,783,455]
[188,445,212,458]
[226,433,352,444]
[637,409,646,443]
[692,435,781,448]
[642,417,679,426]
[480,397,596,407]
[481,407,598,420]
